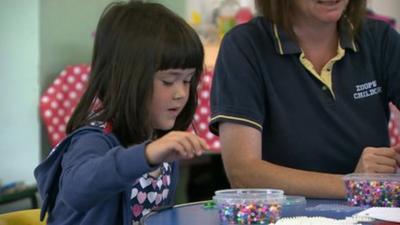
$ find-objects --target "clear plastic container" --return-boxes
[281,195,306,217]
[343,173,400,207]
[213,189,285,224]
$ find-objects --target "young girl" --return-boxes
[34,1,207,224]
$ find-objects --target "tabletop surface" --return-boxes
[142,199,373,225]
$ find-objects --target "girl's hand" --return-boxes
[354,146,399,173]
[144,131,209,165]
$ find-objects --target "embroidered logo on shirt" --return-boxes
[353,80,382,100]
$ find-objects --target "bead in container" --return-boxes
[213,189,285,224]
[343,173,400,207]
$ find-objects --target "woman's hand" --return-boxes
[354,146,400,173]
[144,131,209,166]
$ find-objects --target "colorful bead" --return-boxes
[344,179,400,207]
[217,202,282,224]
[203,200,216,209]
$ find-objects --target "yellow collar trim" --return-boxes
[273,23,284,55]
[299,42,345,98]
[210,115,263,130]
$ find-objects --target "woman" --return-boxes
[210,0,400,198]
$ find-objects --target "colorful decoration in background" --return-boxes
[188,0,254,43]
[215,0,254,38]
[216,0,240,37]
[40,65,220,151]
[367,9,396,29]
[235,7,253,25]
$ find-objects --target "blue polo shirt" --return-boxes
[210,17,400,174]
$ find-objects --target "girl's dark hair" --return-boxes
[66,1,204,147]
[256,0,367,39]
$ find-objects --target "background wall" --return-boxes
[40,0,120,90]
[154,0,185,18]
[39,0,123,158]
[0,0,40,185]
[40,0,185,91]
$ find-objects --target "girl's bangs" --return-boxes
[157,28,204,72]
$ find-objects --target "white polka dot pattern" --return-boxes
[190,70,220,152]
[388,103,400,146]
[40,64,90,147]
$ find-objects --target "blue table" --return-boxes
[141,199,369,225]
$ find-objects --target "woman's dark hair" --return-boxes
[66,1,204,147]
[256,0,367,39]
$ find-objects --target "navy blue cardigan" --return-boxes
[34,126,179,225]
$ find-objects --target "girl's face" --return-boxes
[150,68,196,130]
[293,0,349,25]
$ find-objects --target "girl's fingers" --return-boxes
[199,138,209,151]
[176,136,195,158]
[173,132,206,156]
[185,134,206,155]
[159,131,211,161]
[172,141,192,158]
[192,138,208,156]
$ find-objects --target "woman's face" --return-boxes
[149,68,195,130]
[293,0,349,25]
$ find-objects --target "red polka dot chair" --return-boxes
[388,103,400,146]
[40,64,90,147]
[191,69,220,152]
